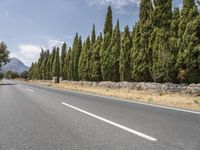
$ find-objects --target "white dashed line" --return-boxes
[62,102,157,142]
[26,88,34,93]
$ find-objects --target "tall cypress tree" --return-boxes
[73,35,82,81]
[101,6,113,81]
[50,47,56,78]
[103,5,113,36]
[120,26,132,81]
[78,37,90,80]
[60,42,67,78]
[88,25,97,80]
[181,16,200,83]
[176,0,199,83]
[52,47,60,80]
[106,20,121,81]
[91,33,102,81]
[63,47,72,80]
[91,24,96,44]
[132,0,153,82]
[150,0,173,82]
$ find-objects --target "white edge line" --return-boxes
[26,88,34,93]
[62,89,200,115]
[62,102,157,142]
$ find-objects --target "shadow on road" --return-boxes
[0,83,17,86]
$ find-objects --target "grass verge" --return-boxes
[27,80,200,111]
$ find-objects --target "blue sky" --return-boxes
[0,0,181,66]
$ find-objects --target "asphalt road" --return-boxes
[0,79,200,150]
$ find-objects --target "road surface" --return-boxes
[0,79,200,150]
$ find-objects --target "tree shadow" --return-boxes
[0,83,17,86]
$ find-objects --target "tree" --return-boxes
[132,0,153,82]
[149,0,173,82]
[106,20,121,82]
[0,42,9,70]
[63,47,72,80]
[60,42,67,78]
[168,8,180,83]
[52,47,60,80]
[101,6,113,81]
[176,0,199,83]
[50,47,57,78]
[21,71,29,80]
[78,37,90,80]
[73,35,82,81]
[120,26,132,81]
[104,5,113,36]
[91,24,96,44]
[91,33,102,81]
[176,15,200,83]
[88,25,97,80]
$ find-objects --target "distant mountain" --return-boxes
[1,58,30,74]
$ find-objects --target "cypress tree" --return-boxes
[78,37,90,80]
[63,47,72,80]
[73,34,82,81]
[52,47,60,80]
[101,6,113,81]
[120,26,132,81]
[50,47,56,78]
[176,0,199,83]
[60,42,67,78]
[104,5,113,36]
[46,56,51,80]
[132,0,153,82]
[41,57,47,79]
[37,49,45,79]
[88,25,97,80]
[176,15,200,83]
[91,24,96,44]
[91,33,102,81]
[149,0,173,82]
[167,8,180,83]
[106,20,121,82]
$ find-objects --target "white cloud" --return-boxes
[10,40,65,66]
[47,39,64,49]
[10,44,41,66]
[86,0,140,9]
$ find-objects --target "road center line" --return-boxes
[62,102,157,142]
[26,88,34,93]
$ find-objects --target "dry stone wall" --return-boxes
[61,81,200,96]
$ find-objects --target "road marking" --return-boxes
[26,88,34,93]
[62,102,157,142]
[62,89,200,115]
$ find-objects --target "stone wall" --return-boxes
[61,81,200,96]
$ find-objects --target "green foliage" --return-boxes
[63,48,72,80]
[60,42,67,78]
[20,71,29,80]
[52,47,60,79]
[91,33,102,81]
[132,0,153,82]
[0,72,4,80]
[177,15,200,83]
[29,2,200,84]
[120,26,132,81]
[5,71,19,79]
[78,37,90,80]
[104,6,113,36]
[0,42,9,70]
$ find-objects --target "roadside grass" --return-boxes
[27,80,200,111]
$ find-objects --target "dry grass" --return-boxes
[27,80,200,111]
